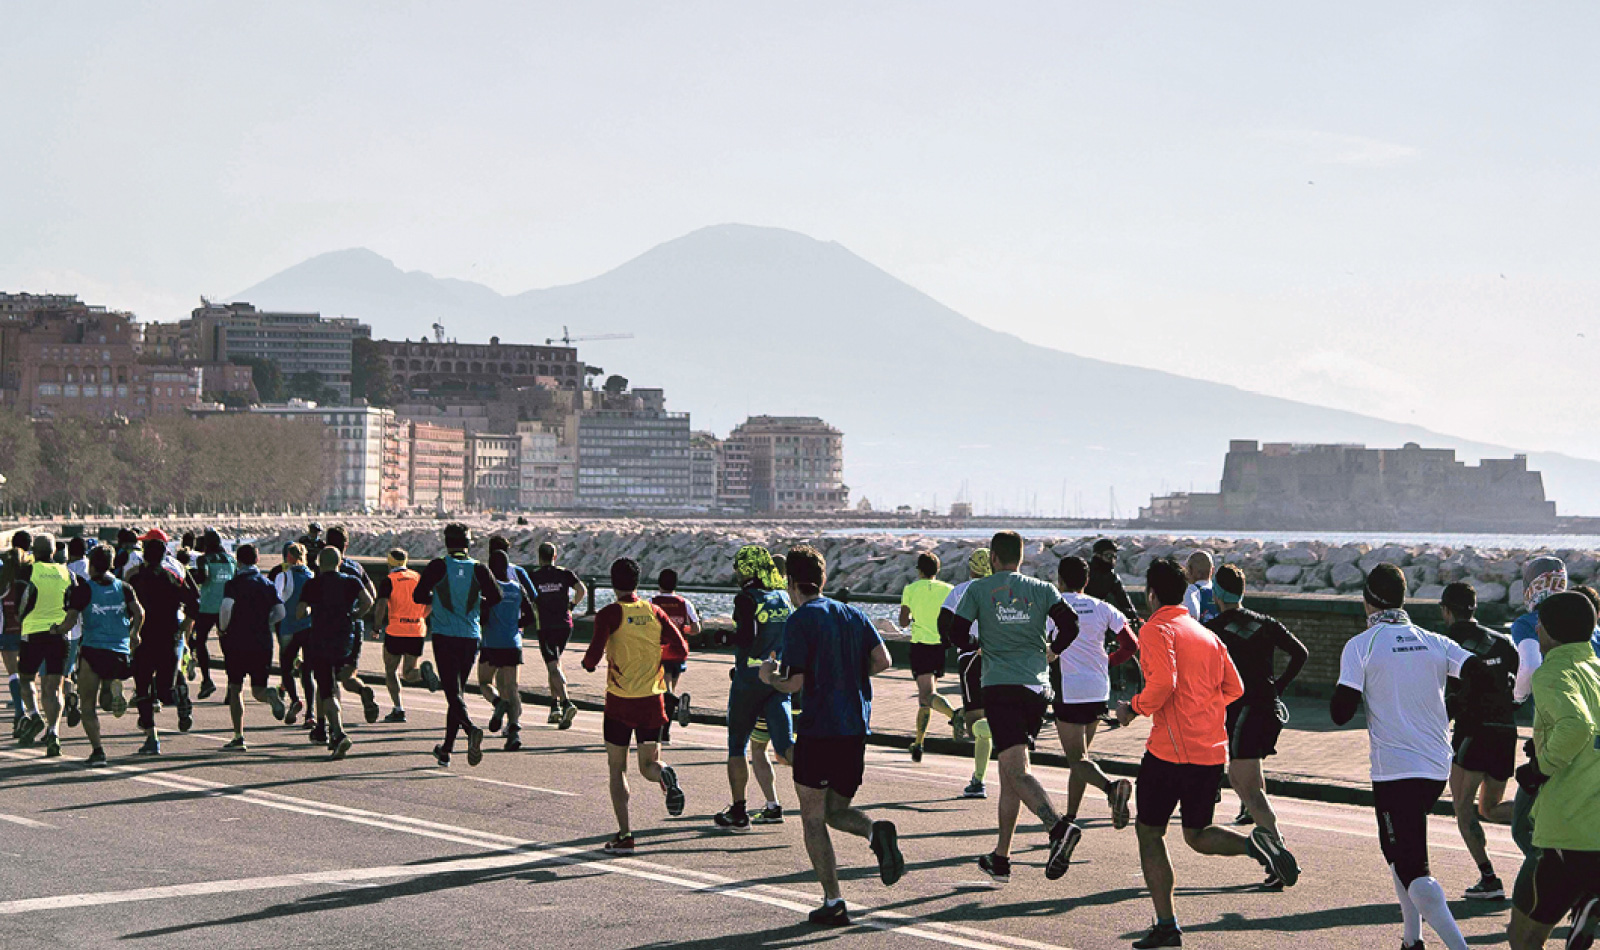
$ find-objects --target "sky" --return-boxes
[3,2,1598,459]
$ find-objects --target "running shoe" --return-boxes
[136,737,161,756]
[43,733,61,757]
[85,748,108,768]
[1132,921,1183,948]
[714,805,751,832]
[1258,873,1284,892]
[1464,875,1505,901]
[223,736,247,751]
[383,709,408,724]
[433,744,450,767]
[1400,942,1425,950]
[65,691,81,729]
[329,733,352,761]
[1570,894,1598,950]
[977,852,1011,885]
[268,688,287,722]
[951,709,967,741]
[504,732,522,752]
[661,765,685,817]
[466,726,485,767]
[808,900,850,927]
[1247,826,1300,887]
[17,714,43,746]
[676,692,692,727]
[1234,803,1254,826]
[360,686,380,724]
[110,688,128,719]
[99,682,115,712]
[547,704,563,724]
[752,804,785,825]
[869,820,905,886]
[183,651,197,682]
[488,702,505,735]
[308,723,327,745]
[1044,817,1082,880]
[602,834,635,856]
[177,709,193,733]
[909,744,923,763]
[962,780,988,800]
[1109,778,1133,830]
[284,697,302,726]
[197,681,216,700]
[419,660,441,692]
[559,702,577,730]
[11,716,23,740]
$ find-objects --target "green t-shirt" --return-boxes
[955,571,1063,688]
[900,577,954,645]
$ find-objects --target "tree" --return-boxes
[286,371,339,406]
[603,374,630,395]
[351,336,399,407]
[0,409,41,511]
[233,356,284,402]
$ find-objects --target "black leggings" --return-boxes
[279,633,313,705]
[191,614,218,678]
[1374,778,1446,887]
[132,636,191,729]
[432,636,479,753]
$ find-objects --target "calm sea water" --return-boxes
[823,526,1600,551]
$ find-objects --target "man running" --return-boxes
[60,536,89,733]
[316,526,380,736]
[296,547,374,760]
[1049,556,1137,832]
[217,544,288,750]
[716,545,794,832]
[899,552,957,762]
[3,531,32,739]
[60,545,142,766]
[298,522,327,568]
[651,568,699,743]
[939,548,995,799]
[1206,565,1310,849]
[945,531,1083,885]
[1506,591,1600,950]
[126,534,200,754]
[373,548,438,723]
[580,557,688,855]
[1509,556,1568,869]
[1332,563,1471,950]
[1437,581,1520,901]
[273,543,315,726]
[189,528,236,700]
[479,549,535,751]
[528,541,585,729]
[1086,538,1142,711]
[1116,556,1296,948]
[413,523,501,767]
[760,544,902,925]
[13,533,73,755]
[1182,550,1219,625]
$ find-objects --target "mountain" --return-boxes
[234,225,1600,517]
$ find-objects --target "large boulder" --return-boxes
[1466,577,1509,604]
[1265,564,1304,585]
[1273,546,1320,567]
[1329,561,1366,591]
[1413,583,1447,602]
[1325,545,1366,566]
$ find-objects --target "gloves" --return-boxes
[1515,758,1549,796]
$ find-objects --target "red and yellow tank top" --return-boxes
[606,599,667,699]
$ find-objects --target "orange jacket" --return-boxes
[1132,605,1244,766]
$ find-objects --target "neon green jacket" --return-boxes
[1530,641,1600,851]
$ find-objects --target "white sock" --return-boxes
[767,801,781,810]
[1407,876,1468,950]
[1391,866,1422,946]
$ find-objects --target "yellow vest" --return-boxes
[22,563,71,637]
[605,599,666,699]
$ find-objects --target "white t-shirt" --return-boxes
[1046,592,1128,704]
[942,580,978,652]
[65,558,89,641]
[1338,618,1470,782]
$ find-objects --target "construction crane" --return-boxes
[546,326,634,346]
[432,322,446,344]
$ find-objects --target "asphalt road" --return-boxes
[0,686,1526,950]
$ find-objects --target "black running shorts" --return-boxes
[1373,777,1446,887]
[1136,752,1224,830]
[981,685,1047,754]
[1514,847,1600,926]
[223,646,273,689]
[479,647,522,668]
[957,652,983,712]
[602,715,663,747]
[18,633,67,678]
[538,624,572,663]
[1452,728,1516,782]
[792,734,867,798]
[908,643,947,678]
[384,635,424,657]
[1226,701,1284,760]
[80,646,131,681]
[1053,700,1109,725]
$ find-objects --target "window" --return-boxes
[64,384,79,397]
[37,383,60,396]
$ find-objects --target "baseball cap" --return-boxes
[138,528,170,543]
[1092,538,1119,555]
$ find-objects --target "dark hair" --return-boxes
[326,525,349,551]
[537,541,556,564]
[610,557,640,592]
[67,536,86,560]
[786,545,826,595]
[1538,590,1597,644]
[12,530,31,550]
[89,546,113,574]
[1214,564,1246,599]
[1441,581,1477,617]
[142,538,166,564]
[201,529,223,554]
[490,549,510,582]
[389,547,408,564]
[1146,556,1187,607]
[181,531,197,550]
[489,535,510,553]
[1576,585,1600,615]
[115,528,135,547]
[658,568,679,593]
[990,530,1023,566]
[916,552,940,578]
[1364,563,1407,610]
[1057,556,1089,591]
[236,543,258,566]
[772,554,786,577]
[442,523,471,550]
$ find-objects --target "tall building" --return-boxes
[249,403,392,511]
[690,431,720,508]
[468,432,521,510]
[575,397,692,508]
[380,415,411,511]
[408,421,467,512]
[718,416,847,513]
[377,336,584,395]
[517,422,576,509]
[145,300,368,402]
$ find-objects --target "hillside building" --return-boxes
[408,421,467,513]
[376,336,584,395]
[143,300,368,402]
[717,416,847,513]
[468,431,521,510]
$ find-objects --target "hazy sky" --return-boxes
[4,3,1598,459]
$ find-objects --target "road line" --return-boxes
[423,769,577,797]
[0,813,55,829]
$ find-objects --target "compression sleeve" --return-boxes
[1046,600,1080,654]
[1514,638,1542,704]
[1274,624,1310,695]
[412,559,447,605]
[1330,685,1362,725]
[940,609,976,652]
[582,604,622,671]
[1108,627,1139,666]
[730,590,757,649]
[475,564,503,607]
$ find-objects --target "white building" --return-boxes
[251,402,393,511]
[517,422,576,509]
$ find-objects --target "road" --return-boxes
[0,687,1524,950]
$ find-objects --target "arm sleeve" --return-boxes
[1105,576,1137,618]
[1271,621,1310,695]
[412,560,446,605]
[1514,638,1543,704]
[179,576,201,615]
[656,606,689,663]
[1131,622,1177,717]
[66,578,92,612]
[1220,650,1245,707]
[1108,626,1140,666]
[940,608,976,652]
[1331,685,1363,725]
[1046,600,1080,654]
[514,567,537,604]
[730,591,757,649]
[683,600,701,626]
[475,565,502,607]
[377,575,393,599]
[582,604,622,670]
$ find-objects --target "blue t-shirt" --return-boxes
[481,577,524,650]
[782,597,884,738]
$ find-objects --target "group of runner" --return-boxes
[4,522,1597,948]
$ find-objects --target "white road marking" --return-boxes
[0,814,55,829]
[423,769,576,797]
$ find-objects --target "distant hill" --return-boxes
[234,224,1600,517]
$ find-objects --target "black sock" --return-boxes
[1479,861,1496,879]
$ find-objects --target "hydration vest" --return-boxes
[22,563,72,637]
[198,552,236,614]
[384,568,426,636]
[430,555,482,639]
[278,564,314,637]
[81,577,133,653]
[736,586,792,671]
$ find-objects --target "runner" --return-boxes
[1507,591,1600,950]
[189,528,235,700]
[298,522,327,569]
[479,549,535,751]
[944,531,1083,885]
[3,530,33,740]
[126,534,200,755]
[759,544,902,925]
[580,557,688,854]
[1437,581,1520,901]
[716,545,794,833]
[216,544,288,750]
[110,527,140,577]
[1086,538,1143,713]
[61,536,88,732]
[319,526,380,737]
[273,542,315,726]
[528,541,585,729]
[650,568,700,743]
[899,552,957,762]
[938,547,995,799]
[372,548,438,723]
[1048,556,1137,832]
[60,545,142,766]
[13,533,72,756]
[1182,550,1219,624]
[1508,557,1568,883]
[1206,565,1310,859]
[295,546,374,760]
[1116,556,1296,948]
[412,523,501,767]
[1332,563,1471,950]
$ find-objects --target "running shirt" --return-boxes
[300,571,365,656]
[195,551,237,614]
[220,567,282,654]
[528,565,582,630]
[941,580,979,655]
[954,571,1070,689]
[481,576,527,651]
[582,597,687,699]
[1184,581,1220,625]
[65,557,89,642]
[1049,591,1132,704]
[900,577,954,645]
[1443,620,1519,735]
[377,568,427,637]
[1132,605,1242,766]
[127,563,200,641]
[1338,609,1471,782]
[650,593,700,634]
[274,564,314,639]
[20,563,73,636]
[783,596,884,738]
[414,554,500,639]
[67,575,138,653]
[732,585,792,672]
[1207,607,1308,705]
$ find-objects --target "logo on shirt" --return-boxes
[991,588,1035,625]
